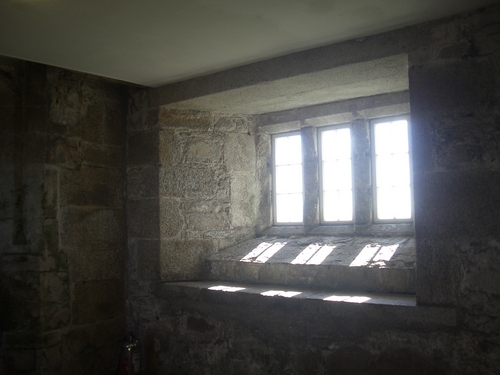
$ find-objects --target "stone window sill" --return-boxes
[159,281,457,328]
[205,235,416,294]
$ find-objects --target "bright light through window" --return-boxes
[373,119,412,220]
[320,127,352,222]
[274,133,303,224]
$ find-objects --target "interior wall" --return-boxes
[0,3,499,375]
[125,102,270,283]
[0,58,127,374]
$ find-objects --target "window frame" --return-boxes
[268,112,414,233]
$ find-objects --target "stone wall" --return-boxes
[127,4,500,375]
[126,99,270,309]
[1,3,499,375]
[0,58,127,374]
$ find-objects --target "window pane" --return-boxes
[376,187,394,220]
[373,119,412,220]
[374,121,409,155]
[320,127,352,222]
[338,190,353,221]
[323,190,353,222]
[275,165,302,194]
[394,186,412,219]
[276,193,303,223]
[275,135,302,165]
[322,160,337,190]
[392,154,411,186]
[274,133,302,223]
[323,191,339,222]
[337,159,352,189]
[322,127,351,160]
[377,186,411,220]
[375,155,394,187]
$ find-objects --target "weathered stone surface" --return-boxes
[0,272,40,331]
[158,128,177,165]
[69,246,124,282]
[40,272,68,304]
[43,167,58,219]
[3,3,500,374]
[127,167,159,199]
[46,136,80,169]
[42,218,67,271]
[1,254,41,273]
[60,340,122,375]
[157,107,211,130]
[223,132,255,171]
[127,8,500,373]
[36,345,61,373]
[1,58,126,374]
[127,129,159,166]
[2,331,61,349]
[230,172,257,228]
[0,170,15,220]
[61,207,125,247]
[60,166,123,208]
[81,142,122,168]
[0,57,18,108]
[48,69,90,127]
[127,198,160,239]
[187,211,230,232]
[22,165,46,254]
[184,134,224,164]
[207,236,416,293]
[138,282,460,375]
[159,198,183,238]
[212,113,253,133]
[159,165,223,198]
[414,170,500,239]
[4,349,36,372]
[160,240,215,281]
[0,131,16,165]
[72,279,124,324]
[128,88,149,130]
[103,105,125,146]
[134,239,162,281]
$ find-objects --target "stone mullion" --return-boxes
[351,119,372,226]
[301,126,319,229]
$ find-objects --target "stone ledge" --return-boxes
[158,281,457,329]
[206,236,416,293]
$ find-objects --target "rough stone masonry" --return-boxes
[1,2,500,375]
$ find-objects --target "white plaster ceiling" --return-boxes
[0,0,497,87]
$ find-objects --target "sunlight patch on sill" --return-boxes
[372,244,399,265]
[291,244,336,265]
[240,242,287,263]
[208,285,246,292]
[240,242,273,262]
[350,244,399,267]
[261,290,302,298]
[323,295,371,303]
